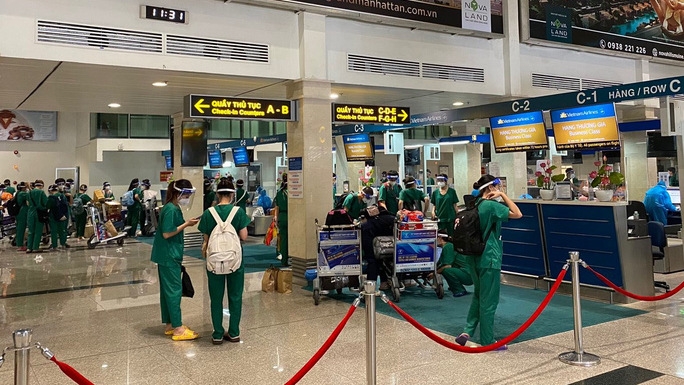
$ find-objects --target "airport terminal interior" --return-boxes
[5,0,684,383]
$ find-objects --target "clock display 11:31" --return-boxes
[144,6,187,23]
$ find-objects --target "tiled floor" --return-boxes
[1,237,684,384]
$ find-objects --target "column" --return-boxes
[490,151,527,199]
[622,131,651,202]
[452,143,482,197]
[286,79,333,276]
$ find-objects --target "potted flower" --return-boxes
[590,161,625,202]
[535,161,566,200]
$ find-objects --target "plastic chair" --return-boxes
[647,221,671,291]
[627,200,649,221]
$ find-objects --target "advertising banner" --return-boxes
[0,109,57,141]
[525,1,684,62]
[551,103,620,150]
[489,111,549,153]
[279,0,503,34]
[395,240,435,273]
[318,244,361,273]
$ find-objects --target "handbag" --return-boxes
[264,221,277,246]
[180,266,195,298]
[261,265,279,293]
[276,268,293,294]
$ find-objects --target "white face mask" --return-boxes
[178,198,191,206]
[388,180,396,185]
[437,182,446,188]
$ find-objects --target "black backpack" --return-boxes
[452,200,493,256]
[5,196,20,217]
[334,191,353,210]
[325,209,354,227]
[50,194,69,221]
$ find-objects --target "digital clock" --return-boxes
[141,5,187,24]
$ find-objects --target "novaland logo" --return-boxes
[466,0,488,11]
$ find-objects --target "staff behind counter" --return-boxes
[644,181,680,225]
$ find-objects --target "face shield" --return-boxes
[217,188,236,203]
[175,185,197,210]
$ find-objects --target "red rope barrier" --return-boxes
[384,268,568,353]
[285,302,358,385]
[50,356,95,385]
[584,264,684,301]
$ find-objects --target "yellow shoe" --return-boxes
[172,327,199,341]
[164,329,174,336]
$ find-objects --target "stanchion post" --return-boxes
[13,329,32,385]
[363,280,377,385]
[559,251,600,367]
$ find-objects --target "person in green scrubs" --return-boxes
[26,180,47,254]
[3,179,15,195]
[233,179,249,213]
[102,182,115,201]
[198,179,251,345]
[126,178,144,237]
[47,185,69,250]
[430,174,459,238]
[14,182,29,252]
[272,174,290,266]
[668,167,679,187]
[455,175,522,350]
[151,179,199,341]
[203,179,216,211]
[435,231,472,297]
[399,176,429,212]
[425,170,435,186]
[343,186,374,220]
[73,184,92,241]
[378,170,402,216]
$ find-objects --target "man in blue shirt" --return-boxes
[644,181,679,224]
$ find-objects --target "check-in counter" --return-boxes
[655,237,684,273]
[501,201,654,303]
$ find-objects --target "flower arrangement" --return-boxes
[358,166,374,188]
[535,161,565,190]
[590,160,624,190]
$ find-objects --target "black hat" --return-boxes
[236,179,244,187]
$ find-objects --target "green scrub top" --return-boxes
[274,188,288,213]
[670,174,679,187]
[198,204,251,235]
[16,191,28,212]
[343,193,366,219]
[399,188,427,211]
[466,199,510,270]
[5,186,15,195]
[204,190,216,210]
[234,188,248,211]
[378,183,402,215]
[129,187,143,209]
[438,242,469,272]
[28,189,47,210]
[150,203,186,267]
[426,177,435,186]
[431,187,459,222]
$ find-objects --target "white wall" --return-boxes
[88,151,166,200]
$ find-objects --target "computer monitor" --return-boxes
[667,189,680,205]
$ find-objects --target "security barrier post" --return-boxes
[13,329,32,385]
[364,280,377,385]
[559,251,600,366]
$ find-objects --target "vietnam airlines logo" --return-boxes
[560,112,568,119]
[497,119,504,124]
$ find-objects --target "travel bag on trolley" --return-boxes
[386,213,443,302]
[312,215,362,306]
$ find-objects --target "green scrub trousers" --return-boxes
[126,202,141,236]
[158,264,183,328]
[463,267,500,345]
[75,212,87,237]
[278,213,289,266]
[15,206,28,248]
[49,218,67,248]
[442,266,473,295]
[206,266,244,340]
[26,208,43,251]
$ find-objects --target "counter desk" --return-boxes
[501,200,654,303]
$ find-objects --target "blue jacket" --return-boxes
[644,181,677,224]
[256,190,272,210]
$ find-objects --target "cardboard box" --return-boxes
[84,224,94,239]
[104,220,118,237]
[104,201,122,221]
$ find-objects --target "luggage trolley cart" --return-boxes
[85,204,128,249]
[1,214,16,245]
[313,219,363,306]
[388,220,444,302]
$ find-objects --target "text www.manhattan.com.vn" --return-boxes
[328,0,438,18]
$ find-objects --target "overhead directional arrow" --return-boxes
[194,98,210,114]
[398,109,408,122]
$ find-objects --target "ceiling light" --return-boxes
[452,102,464,106]
[330,93,340,99]
[152,81,168,87]
[108,103,121,108]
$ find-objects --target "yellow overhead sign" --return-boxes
[332,104,410,124]
[184,94,295,121]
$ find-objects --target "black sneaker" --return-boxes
[224,335,240,343]
[212,338,224,345]
[63,244,71,248]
